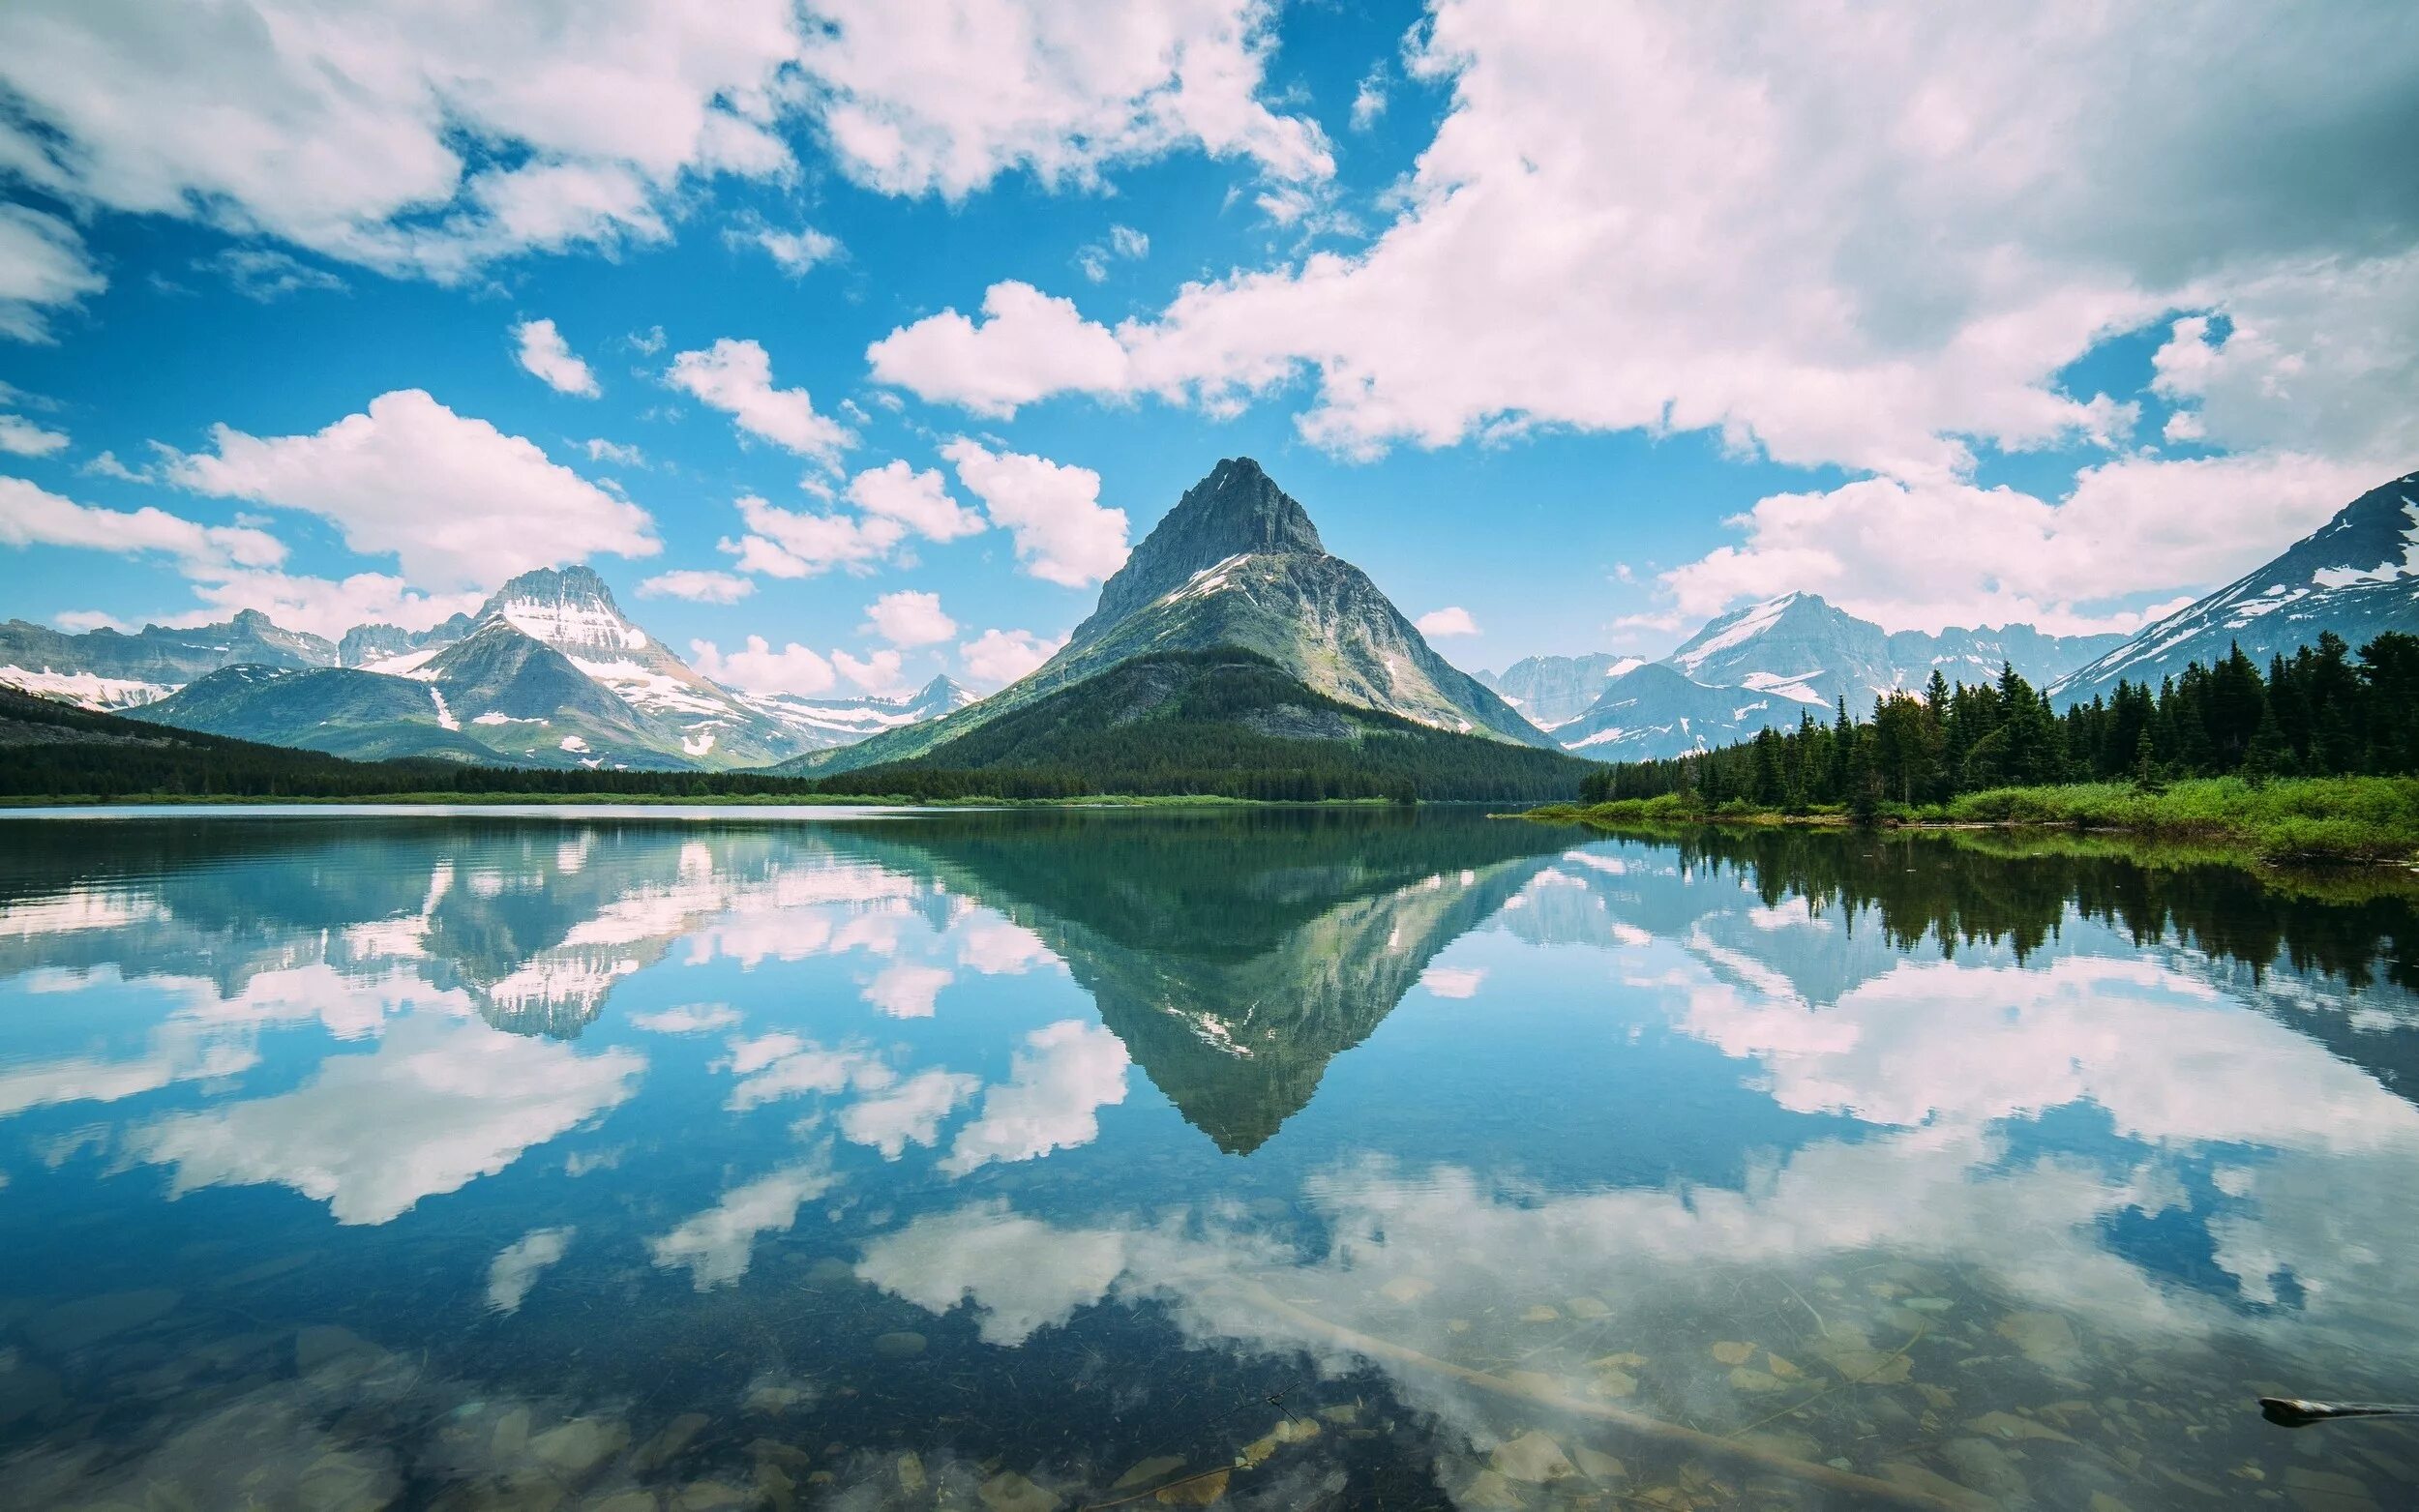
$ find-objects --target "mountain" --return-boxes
[746,674,977,751]
[790,458,1553,776]
[0,609,336,710]
[1478,653,1642,727]
[102,567,968,771]
[1520,593,2124,761]
[2050,469,2419,706]
[820,648,1595,801]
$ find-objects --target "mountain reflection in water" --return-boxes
[0,808,2414,1510]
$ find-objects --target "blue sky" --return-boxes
[1,1,2412,697]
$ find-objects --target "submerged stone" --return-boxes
[1112,1456,1186,1491]
[872,1331,927,1359]
[27,1289,182,1353]
[977,1469,1060,1512]
[1490,1431,1574,1483]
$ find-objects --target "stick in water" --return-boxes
[2259,1397,2419,1428]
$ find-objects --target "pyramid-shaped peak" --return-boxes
[1177,458,1324,556]
[477,564,647,653]
[1072,460,1327,642]
[488,564,619,610]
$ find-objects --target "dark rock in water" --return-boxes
[872,1331,927,1359]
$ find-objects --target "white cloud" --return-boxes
[1414,606,1478,637]
[1419,965,1485,998]
[79,451,150,483]
[0,476,284,577]
[862,589,957,647]
[857,2,2419,484]
[0,414,72,457]
[0,1,805,282]
[199,247,347,302]
[513,318,601,397]
[833,647,907,696]
[847,460,985,542]
[958,920,1059,975]
[724,494,906,578]
[1076,224,1151,282]
[485,1226,575,1314]
[183,570,488,642]
[167,389,658,589]
[863,962,952,1019]
[958,627,1066,689]
[724,218,844,276]
[867,282,1133,418]
[1657,452,2385,633]
[856,1202,1127,1346]
[941,439,1129,586]
[690,635,839,697]
[131,1017,642,1227]
[0,204,106,342]
[941,1020,1129,1175]
[839,1067,981,1158]
[629,1003,741,1034]
[668,338,853,464]
[798,0,1331,198]
[582,437,645,466]
[1349,67,1388,132]
[647,1158,837,1290]
[639,569,755,604]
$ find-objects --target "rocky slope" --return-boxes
[790,458,1549,775]
[2050,469,2419,706]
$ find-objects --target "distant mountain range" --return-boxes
[783,458,1561,783]
[0,569,969,771]
[2048,468,2419,706]
[1481,597,2126,761]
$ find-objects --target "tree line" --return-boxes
[1579,631,2419,815]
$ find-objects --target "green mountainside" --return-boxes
[808,648,1594,801]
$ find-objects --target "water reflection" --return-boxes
[0,810,2414,1510]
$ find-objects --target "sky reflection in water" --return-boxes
[0,810,2414,1510]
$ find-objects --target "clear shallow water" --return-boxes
[0,810,2414,1511]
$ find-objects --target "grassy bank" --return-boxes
[1530,775,2419,864]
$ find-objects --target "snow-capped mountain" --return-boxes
[75,566,970,771]
[792,458,1550,774]
[1522,594,2123,761]
[2050,469,2419,706]
[0,609,336,710]
[1476,654,1642,727]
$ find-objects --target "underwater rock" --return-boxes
[1996,1312,2080,1371]
[1113,1456,1185,1491]
[1153,1468,1228,1504]
[977,1469,1060,1512]
[872,1331,928,1359]
[2281,1466,2381,1512]
[1456,1468,1523,1510]
[631,1413,709,1474]
[1490,1431,1574,1483]
[529,1418,627,1479]
[1519,1304,1560,1323]
[1710,1341,1756,1366]
[1940,1437,2029,1504]
[1571,1446,1626,1482]
[1566,1296,1611,1319]
[1727,1368,1785,1393]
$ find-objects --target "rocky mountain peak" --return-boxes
[1073,458,1328,644]
[476,565,646,655]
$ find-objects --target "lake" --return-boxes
[1,808,2414,1511]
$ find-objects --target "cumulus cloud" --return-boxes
[668,339,853,464]
[838,1067,980,1158]
[629,1003,741,1034]
[941,1020,1129,1175]
[1349,66,1388,132]
[1657,452,2385,634]
[690,635,839,697]
[0,476,284,577]
[723,493,906,578]
[868,282,1133,418]
[798,0,1331,198]
[859,2,2419,487]
[958,627,1066,689]
[0,414,71,457]
[130,1016,643,1227]
[1076,223,1150,282]
[848,460,985,542]
[513,318,601,397]
[862,589,957,647]
[1414,606,1478,637]
[863,962,953,1019]
[648,1157,837,1290]
[582,438,645,466]
[0,204,106,342]
[183,571,488,642]
[941,439,1129,586]
[0,0,805,282]
[639,569,755,603]
[833,647,907,696]
[724,218,844,276]
[166,389,658,589]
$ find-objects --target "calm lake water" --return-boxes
[1,808,2415,1511]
